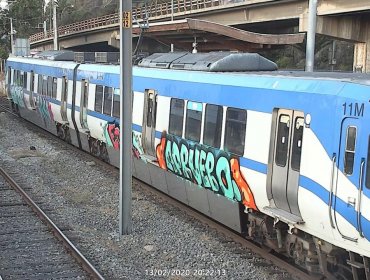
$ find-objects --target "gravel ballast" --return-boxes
[0,112,295,280]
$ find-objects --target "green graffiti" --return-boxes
[162,134,242,202]
[10,85,25,108]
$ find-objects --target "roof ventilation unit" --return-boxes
[139,52,278,72]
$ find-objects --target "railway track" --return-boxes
[0,160,104,279]
[0,95,318,280]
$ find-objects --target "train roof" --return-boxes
[7,53,370,88]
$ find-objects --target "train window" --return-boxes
[103,86,113,115]
[30,71,34,92]
[47,76,53,97]
[291,117,304,171]
[146,92,154,127]
[95,85,103,113]
[224,108,247,156]
[169,98,184,137]
[344,126,357,175]
[112,90,120,118]
[275,115,290,167]
[16,70,21,86]
[23,72,27,89]
[52,77,57,98]
[185,101,202,142]
[42,77,47,96]
[203,104,223,148]
[365,137,370,189]
[38,75,43,94]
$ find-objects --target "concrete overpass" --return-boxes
[29,0,370,72]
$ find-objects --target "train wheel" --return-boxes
[89,139,100,158]
[331,264,353,280]
[99,143,110,163]
[57,125,66,140]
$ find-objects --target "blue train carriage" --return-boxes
[6,51,370,277]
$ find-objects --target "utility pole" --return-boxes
[119,0,133,236]
[52,0,58,50]
[305,0,318,72]
[10,17,14,54]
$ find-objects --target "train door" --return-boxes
[142,89,157,157]
[60,77,68,123]
[269,109,304,218]
[80,79,89,130]
[334,117,367,241]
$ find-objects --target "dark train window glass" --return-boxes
[112,92,120,118]
[19,72,24,88]
[291,117,304,171]
[344,126,357,175]
[224,108,247,156]
[365,137,370,189]
[30,71,34,92]
[38,75,43,94]
[47,76,53,97]
[185,101,202,142]
[52,77,57,98]
[42,77,47,96]
[204,104,223,148]
[146,93,154,127]
[95,85,103,113]
[275,114,290,167]
[16,70,20,85]
[169,98,184,137]
[13,70,17,85]
[103,86,113,115]
[23,72,27,89]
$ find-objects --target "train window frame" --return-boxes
[275,114,290,167]
[344,126,357,175]
[224,107,247,156]
[291,117,304,171]
[203,104,223,148]
[103,86,113,116]
[168,98,185,137]
[95,85,104,113]
[185,101,203,143]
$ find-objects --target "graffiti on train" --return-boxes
[156,132,257,210]
[10,86,25,108]
[103,121,120,150]
[37,95,54,122]
[133,132,144,159]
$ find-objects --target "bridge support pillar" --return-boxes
[300,14,370,73]
[353,43,367,73]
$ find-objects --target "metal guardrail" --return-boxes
[30,0,225,43]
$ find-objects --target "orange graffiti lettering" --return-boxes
[230,158,257,210]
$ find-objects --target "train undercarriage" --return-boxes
[246,212,369,280]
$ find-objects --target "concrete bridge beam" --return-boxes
[300,14,370,73]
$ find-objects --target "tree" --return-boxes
[8,0,44,38]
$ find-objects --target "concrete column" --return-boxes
[353,43,366,72]
[355,18,370,73]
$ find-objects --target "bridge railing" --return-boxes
[30,0,227,43]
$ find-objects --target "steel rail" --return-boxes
[0,166,105,280]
